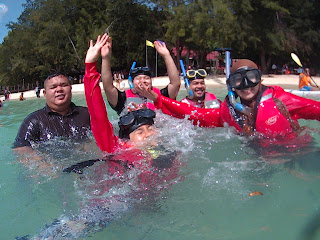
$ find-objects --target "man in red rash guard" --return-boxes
[138,59,320,145]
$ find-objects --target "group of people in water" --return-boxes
[12,33,320,239]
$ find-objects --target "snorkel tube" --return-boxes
[128,61,137,89]
[225,50,252,116]
[180,60,193,98]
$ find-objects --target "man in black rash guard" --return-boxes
[13,73,91,165]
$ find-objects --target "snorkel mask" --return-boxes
[186,69,207,81]
[227,67,262,90]
[118,108,156,139]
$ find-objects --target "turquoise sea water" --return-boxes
[1,88,320,240]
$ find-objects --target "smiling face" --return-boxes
[189,79,206,100]
[43,75,72,115]
[129,124,156,146]
[234,83,261,103]
[133,75,152,93]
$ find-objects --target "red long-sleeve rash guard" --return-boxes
[154,95,221,128]
[84,62,119,153]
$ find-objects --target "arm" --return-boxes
[274,87,320,121]
[101,35,118,108]
[84,34,118,153]
[138,85,220,127]
[154,41,180,99]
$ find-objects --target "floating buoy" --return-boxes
[249,191,263,196]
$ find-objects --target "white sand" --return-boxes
[1,74,320,101]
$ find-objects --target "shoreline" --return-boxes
[1,74,318,101]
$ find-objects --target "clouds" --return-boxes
[0,3,8,20]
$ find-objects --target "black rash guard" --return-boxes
[13,102,91,148]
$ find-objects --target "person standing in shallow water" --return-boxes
[180,68,220,109]
[101,37,180,116]
[137,59,320,144]
[13,73,91,167]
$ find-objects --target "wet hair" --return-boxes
[44,72,69,89]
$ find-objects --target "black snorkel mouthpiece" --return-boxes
[118,109,156,139]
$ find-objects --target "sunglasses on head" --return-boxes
[186,69,207,79]
[227,68,262,90]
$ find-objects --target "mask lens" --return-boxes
[197,69,207,77]
[246,69,260,83]
[229,73,243,88]
[137,109,156,118]
[187,70,196,78]
[119,112,135,126]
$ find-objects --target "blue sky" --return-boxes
[0,0,26,43]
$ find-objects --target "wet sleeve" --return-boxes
[84,62,118,153]
[13,115,39,148]
[155,95,221,127]
[274,87,320,121]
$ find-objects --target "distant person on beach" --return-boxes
[13,73,91,150]
[299,68,319,91]
[101,38,180,115]
[4,88,10,100]
[19,92,25,101]
[35,81,41,98]
[180,68,220,109]
[138,59,320,145]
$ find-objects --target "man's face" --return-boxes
[234,83,261,102]
[189,79,206,99]
[133,75,152,93]
[305,68,310,75]
[43,75,72,112]
[129,124,156,146]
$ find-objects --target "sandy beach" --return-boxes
[1,74,320,101]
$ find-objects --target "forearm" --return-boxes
[101,57,118,107]
[155,95,220,127]
[162,54,180,99]
[84,62,118,153]
[276,91,320,121]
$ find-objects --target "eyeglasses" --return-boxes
[186,69,207,78]
[227,68,261,90]
[119,108,155,127]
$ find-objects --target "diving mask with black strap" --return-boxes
[226,67,261,116]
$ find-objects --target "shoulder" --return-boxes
[22,107,47,123]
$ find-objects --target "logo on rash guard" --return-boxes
[265,115,278,125]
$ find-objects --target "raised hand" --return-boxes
[135,82,158,102]
[154,40,170,57]
[85,33,110,63]
[101,34,112,59]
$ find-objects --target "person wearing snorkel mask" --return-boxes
[21,35,182,240]
[100,35,180,116]
[84,34,158,153]
[180,69,220,109]
[137,59,320,140]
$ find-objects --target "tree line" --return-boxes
[0,0,319,87]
